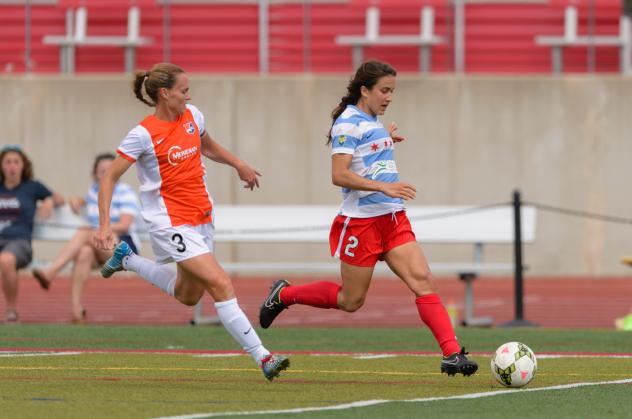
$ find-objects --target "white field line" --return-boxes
[151,378,632,419]
[537,354,632,359]
[2,348,632,359]
[2,349,632,361]
[192,354,242,358]
[309,353,632,359]
[352,354,398,360]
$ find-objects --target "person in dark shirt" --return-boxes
[0,145,63,323]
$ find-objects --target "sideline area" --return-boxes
[2,275,631,328]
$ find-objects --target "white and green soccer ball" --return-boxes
[491,341,537,388]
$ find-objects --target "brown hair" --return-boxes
[327,61,397,144]
[0,146,33,184]
[92,152,116,178]
[133,63,185,107]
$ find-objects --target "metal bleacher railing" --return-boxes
[535,5,632,74]
[42,6,153,74]
[336,6,445,73]
[3,1,631,74]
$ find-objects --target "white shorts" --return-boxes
[149,223,215,264]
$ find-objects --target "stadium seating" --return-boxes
[42,6,153,74]
[535,5,631,73]
[0,0,625,74]
[336,6,445,73]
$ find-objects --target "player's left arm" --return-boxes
[388,122,405,143]
[200,131,261,190]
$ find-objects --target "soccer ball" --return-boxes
[490,341,537,388]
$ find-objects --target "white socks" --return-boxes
[123,254,177,297]
[122,256,269,366]
[215,298,270,365]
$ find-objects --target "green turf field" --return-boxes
[1,325,631,419]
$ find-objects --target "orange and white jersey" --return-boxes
[117,104,213,232]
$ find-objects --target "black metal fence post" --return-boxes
[501,189,538,327]
[513,189,524,321]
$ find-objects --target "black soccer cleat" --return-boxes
[441,347,478,377]
[259,279,290,329]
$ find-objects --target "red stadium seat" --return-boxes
[0,0,624,74]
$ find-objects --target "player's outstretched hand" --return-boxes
[381,182,416,200]
[236,161,262,191]
[93,226,115,251]
[388,122,406,143]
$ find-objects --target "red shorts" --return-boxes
[329,211,416,267]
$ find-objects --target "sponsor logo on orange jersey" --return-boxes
[167,145,198,166]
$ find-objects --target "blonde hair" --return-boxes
[132,63,185,107]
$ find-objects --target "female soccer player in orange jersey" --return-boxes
[93,63,288,381]
[259,61,477,377]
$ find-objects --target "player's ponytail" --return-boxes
[326,61,396,145]
[132,63,185,107]
[133,70,154,106]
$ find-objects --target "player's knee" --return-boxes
[178,294,202,306]
[0,253,16,270]
[206,276,234,298]
[411,266,433,284]
[174,284,205,306]
[408,267,438,295]
[339,297,365,312]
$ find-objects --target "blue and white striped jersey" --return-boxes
[330,104,405,218]
[85,182,141,247]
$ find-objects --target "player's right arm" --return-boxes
[200,131,261,190]
[94,156,133,250]
[331,154,416,200]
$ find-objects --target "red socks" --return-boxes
[278,285,458,356]
[415,293,461,357]
[280,281,340,309]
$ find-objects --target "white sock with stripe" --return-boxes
[123,254,177,297]
[215,298,270,365]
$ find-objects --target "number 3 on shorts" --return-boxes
[171,233,187,253]
[344,235,358,257]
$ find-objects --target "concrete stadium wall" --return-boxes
[2,75,632,276]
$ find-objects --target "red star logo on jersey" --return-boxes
[371,143,379,152]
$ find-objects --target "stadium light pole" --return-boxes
[501,189,539,328]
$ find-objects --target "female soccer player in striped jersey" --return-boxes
[93,63,288,381]
[259,61,477,377]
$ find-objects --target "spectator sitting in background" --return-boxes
[0,145,64,323]
[32,153,140,323]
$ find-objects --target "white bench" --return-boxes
[32,204,537,327]
[336,6,445,73]
[206,205,536,326]
[42,6,152,74]
[535,5,632,73]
